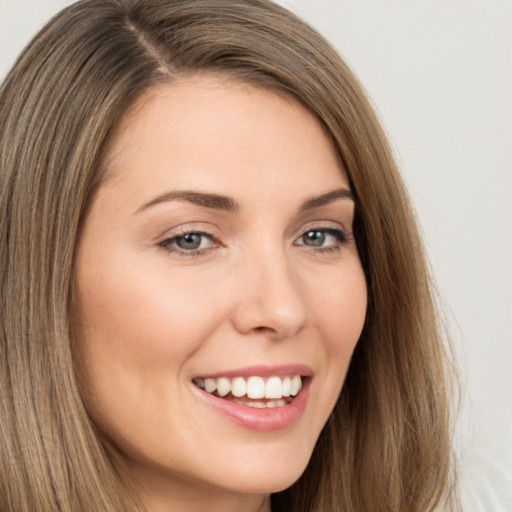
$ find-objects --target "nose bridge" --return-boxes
[232,242,308,338]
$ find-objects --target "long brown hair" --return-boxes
[0,1,457,510]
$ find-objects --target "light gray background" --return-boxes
[1,0,511,456]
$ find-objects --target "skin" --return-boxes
[73,75,367,512]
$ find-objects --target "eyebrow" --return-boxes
[135,187,354,215]
[135,190,239,214]
[299,188,355,211]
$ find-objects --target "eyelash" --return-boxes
[158,226,349,258]
[158,229,219,258]
[295,227,348,254]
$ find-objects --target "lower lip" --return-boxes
[193,380,311,432]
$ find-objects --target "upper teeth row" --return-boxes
[194,375,303,399]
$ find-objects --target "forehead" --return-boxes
[98,75,349,206]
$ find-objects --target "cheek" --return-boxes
[77,261,220,351]
[307,263,367,407]
[310,264,367,352]
[285,261,367,442]
[72,260,233,458]
[72,257,229,411]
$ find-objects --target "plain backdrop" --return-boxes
[1,0,511,458]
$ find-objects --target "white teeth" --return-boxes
[290,375,302,396]
[216,377,231,397]
[204,378,217,393]
[282,377,291,397]
[194,375,304,401]
[247,401,266,408]
[265,376,283,399]
[246,376,265,399]
[234,399,287,409]
[231,377,247,397]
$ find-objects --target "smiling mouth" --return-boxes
[192,375,303,409]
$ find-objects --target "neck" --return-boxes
[140,488,271,512]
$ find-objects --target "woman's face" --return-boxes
[73,76,367,508]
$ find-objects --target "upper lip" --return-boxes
[193,364,313,380]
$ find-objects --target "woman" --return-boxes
[0,0,457,511]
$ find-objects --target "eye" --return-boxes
[159,231,216,254]
[295,228,347,249]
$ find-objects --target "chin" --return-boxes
[212,446,313,496]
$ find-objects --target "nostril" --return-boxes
[254,326,273,333]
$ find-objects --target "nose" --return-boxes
[231,250,308,340]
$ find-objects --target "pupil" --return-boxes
[178,233,202,250]
[305,230,325,246]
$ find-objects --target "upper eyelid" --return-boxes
[165,231,215,241]
[295,220,349,236]
[155,218,350,244]
[161,230,218,247]
[295,227,347,243]
[157,223,219,241]
[159,221,348,237]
